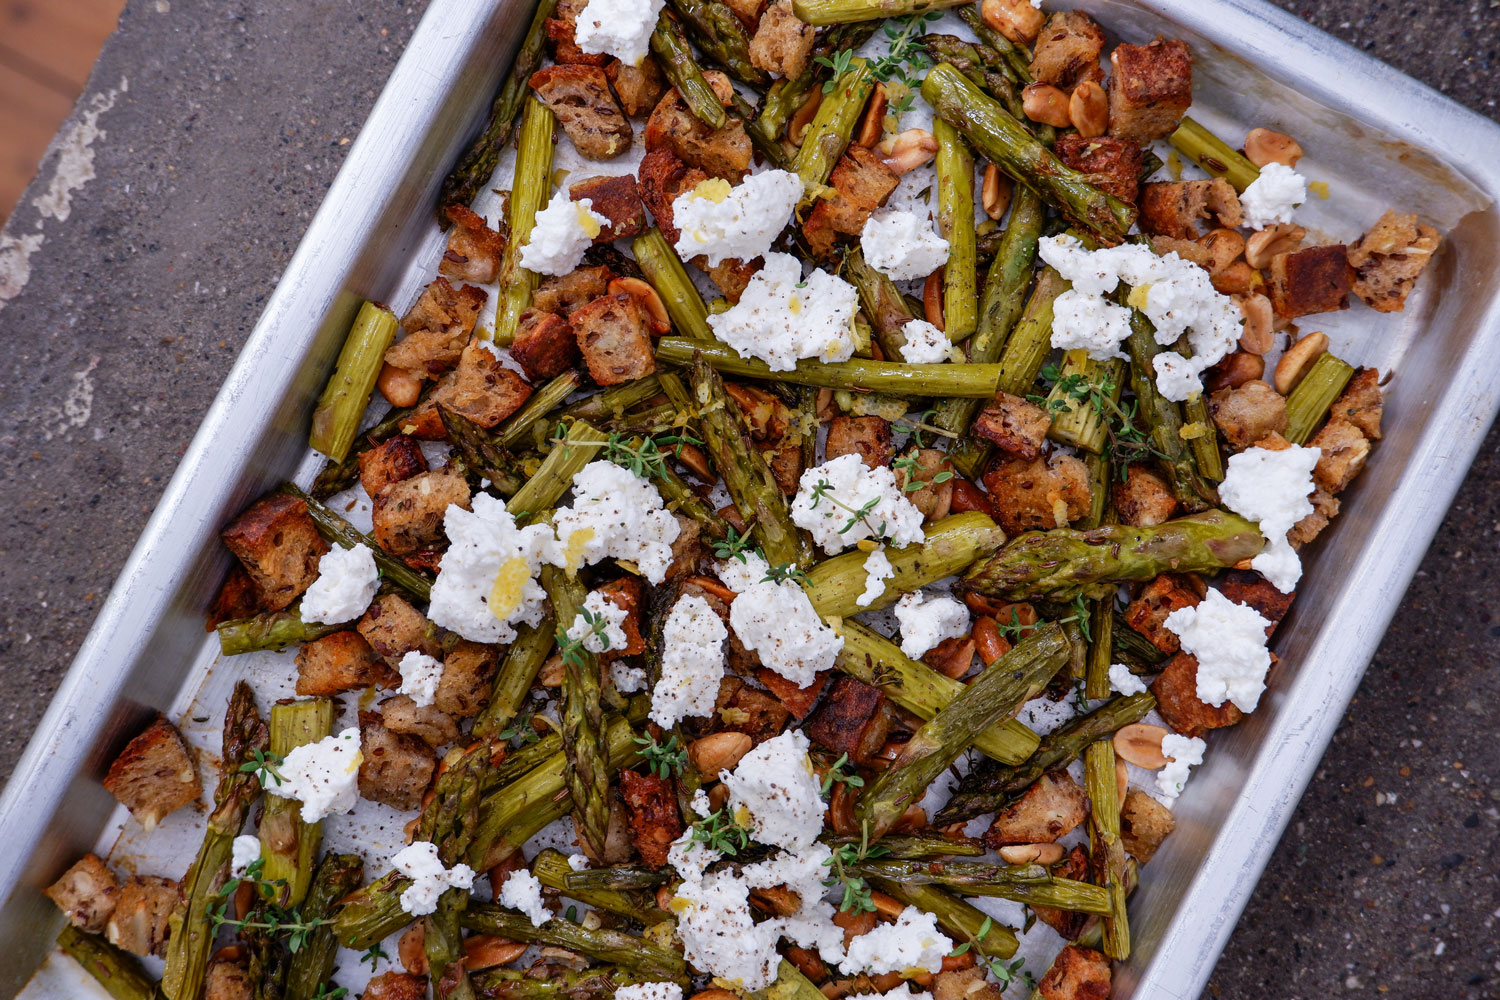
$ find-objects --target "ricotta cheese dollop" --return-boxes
[720,730,824,852]
[276,727,363,823]
[553,461,681,584]
[397,650,445,709]
[1154,733,1207,805]
[840,905,952,975]
[391,840,476,917]
[427,494,559,644]
[572,0,666,65]
[1217,442,1321,593]
[857,545,895,607]
[728,572,844,687]
[1108,662,1149,696]
[300,542,380,624]
[893,590,970,659]
[1165,588,1273,713]
[860,208,949,282]
[897,318,951,364]
[567,589,629,655]
[707,252,859,372]
[498,868,551,927]
[230,834,261,876]
[672,172,803,266]
[650,593,727,728]
[1239,162,1308,229]
[520,190,608,277]
[791,453,925,554]
[614,985,684,1000]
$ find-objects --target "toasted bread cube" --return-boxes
[439,204,505,284]
[388,278,487,379]
[396,373,454,441]
[358,712,437,811]
[1208,378,1288,451]
[358,593,440,665]
[825,415,895,470]
[725,0,767,25]
[638,147,709,244]
[569,174,648,242]
[429,342,534,429]
[971,391,1051,460]
[1288,484,1340,549]
[1347,210,1441,313]
[1111,464,1178,527]
[510,309,580,381]
[1032,845,1091,938]
[605,57,667,116]
[644,72,751,181]
[715,676,793,744]
[1151,651,1243,738]
[1037,945,1111,1000]
[1309,418,1370,493]
[530,65,633,160]
[985,771,1087,846]
[619,769,683,868]
[595,577,648,660]
[1107,37,1192,143]
[749,0,816,79]
[436,640,499,718]
[1120,787,1176,863]
[359,434,428,498]
[1123,573,1201,653]
[207,564,263,629]
[754,668,828,720]
[701,255,763,303]
[534,265,616,316]
[1331,367,1383,440]
[363,972,429,1000]
[1269,244,1352,319]
[205,955,255,1000]
[296,630,398,696]
[105,875,178,957]
[805,675,889,764]
[760,437,806,496]
[1028,11,1106,91]
[46,854,119,932]
[379,695,461,748]
[221,493,329,611]
[371,466,472,557]
[803,145,900,259]
[1139,179,1242,240]
[573,291,657,385]
[1054,135,1142,205]
[1217,569,1293,636]
[102,716,201,831]
[979,453,1092,536]
[545,0,611,66]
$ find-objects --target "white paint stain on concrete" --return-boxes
[0,233,46,313]
[33,79,129,224]
[41,356,102,440]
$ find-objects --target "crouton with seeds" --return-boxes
[971,391,1051,460]
[221,493,329,611]
[437,640,499,718]
[510,310,579,382]
[207,564,263,629]
[296,630,398,696]
[103,716,201,831]
[530,65,633,160]
[1288,484,1340,549]
[105,875,178,957]
[1124,573,1201,653]
[206,955,255,1000]
[569,174,648,242]
[1140,178,1242,240]
[573,291,658,385]
[379,695,460,748]
[439,204,505,284]
[803,145,900,259]
[644,73,751,181]
[535,265,616,316]
[358,712,438,811]
[1120,788,1176,863]
[1217,569,1294,636]
[715,676,793,744]
[985,772,1088,846]
[430,342,534,429]
[825,415,895,469]
[750,0,816,80]
[1112,464,1178,527]
[1309,418,1370,494]
[1347,209,1441,313]
[980,453,1092,536]
[702,255,763,303]
[1208,378,1288,451]
[358,593,441,665]
[46,854,119,933]
[1107,37,1193,143]
[1028,11,1106,91]
[371,466,472,557]
[606,57,667,117]
[805,675,889,764]
[1269,244,1351,319]
[638,147,710,244]
[1054,135,1143,205]
[1330,367,1383,440]
[359,434,428,498]
[1151,651,1243,738]
[1037,944,1111,1000]
[388,278,487,379]
[619,769,683,868]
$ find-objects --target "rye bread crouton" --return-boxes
[371,466,471,557]
[388,278,487,379]
[1331,367,1383,440]
[358,593,440,665]
[1217,569,1294,636]
[1032,845,1091,939]
[980,453,1092,536]
[701,255,763,303]
[1107,37,1192,143]
[1112,464,1178,527]
[545,0,611,66]
[1309,418,1370,494]
[364,973,429,1000]
[572,291,657,385]
[103,716,201,831]
[1028,11,1106,91]
[971,391,1051,460]
[207,564,263,629]
[825,415,894,469]
[637,147,709,244]
[205,957,255,1000]
[644,72,751,181]
[221,493,329,611]
[358,712,437,811]
[1139,178,1242,240]
[530,65,633,160]
[761,437,806,496]
[1347,210,1441,313]
[755,668,828,720]
[105,875,178,957]
[1054,135,1143,205]
[296,630,399,696]
[439,204,505,284]
[1269,244,1352,319]
[805,675,889,764]
[430,342,534,429]
[715,676,793,744]
[985,772,1088,846]
[1120,787,1176,863]
[749,0,816,79]
[1123,573,1202,653]
[437,640,499,718]
[606,57,667,116]
[379,695,460,748]
[46,854,119,932]
[1038,945,1111,1000]
[359,434,428,498]
[1288,484,1340,549]
[569,174,648,242]
[535,265,616,316]
[803,145,900,260]
[1151,651,1242,738]
[619,769,683,868]
[1208,378,1288,451]
[511,309,580,381]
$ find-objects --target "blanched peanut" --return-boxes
[855,83,888,148]
[1211,260,1257,295]
[689,732,753,775]
[982,163,1013,220]
[1274,331,1329,395]
[608,276,670,334]
[1068,80,1108,138]
[880,128,937,174]
[1022,83,1072,128]
[377,362,422,408]
[923,269,945,330]
[998,842,1066,865]
[1244,127,1303,168]
[1113,723,1170,769]
[1198,227,1246,274]
[788,88,823,145]
[1245,223,1305,269]
[1205,351,1265,393]
[981,0,1045,44]
[1235,292,1275,354]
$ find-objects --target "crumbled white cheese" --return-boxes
[898,318,951,364]
[650,594,727,728]
[567,853,590,872]
[893,590,969,659]
[1218,443,1321,593]
[791,453,926,554]
[391,841,476,917]
[572,0,666,65]
[672,172,803,266]
[716,550,771,592]
[673,864,784,988]
[729,576,843,686]
[610,660,648,693]
[721,730,824,852]
[398,651,445,709]
[614,985,684,1000]
[850,985,935,1000]
[428,494,559,644]
[498,869,550,927]
[276,727,363,823]
[567,590,629,654]
[857,546,894,607]
[1239,162,1308,229]
[553,461,681,584]
[1109,663,1149,696]
[740,842,846,964]
[840,905,953,975]
[860,208,949,282]
[230,834,261,876]
[1049,288,1132,361]
[1154,733,1206,805]
[520,190,609,277]
[1165,588,1273,713]
[300,542,380,624]
[707,252,859,372]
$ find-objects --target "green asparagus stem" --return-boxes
[664,0,768,86]
[259,699,334,906]
[957,6,1034,84]
[1111,612,1167,668]
[461,906,688,982]
[309,301,400,462]
[690,357,811,568]
[1168,117,1260,193]
[831,831,985,858]
[310,385,433,498]
[1284,352,1355,444]
[963,510,1264,601]
[994,265,1068,398]
[858,623,1069,838]
[563,376,664,424]
[534,850,669,924]
[872,881,1020,960]
[162,682,268,1000]
[791,58,875,206]
[562,864,669,892]
[731,92,791,169]
[1047,353,1123,453]
[217,605,342,656]
[651,13,726,128]
[439,405,526,496]
[543,563,612,861]
[837,621,1040,765]
[753,960,826,1000]
[751,75,817,152]
[493,96,556,347]
[1122,307,1217,511]
[658,338,1009,397]
[844,245,918,360]
[1084,596,1114,701]
[473,615,556,741]
[1084,740,1129,959]
[498,371,586,451]
[934,117,978,342]
[1074,857,1138,952]
[428,888,476,1000]
[920,34,1023,113]
[507,420,607,519]
[282,853,365,1000]
[57,926,158,1000]
[328,869,413,952]
[633,229,714,341]
[923,64,1134,244]
[847,859,1112,913]
[437,0,559,222]
[282,483,434,602]
[1179,372,1225,482]
[473,967,647,1000]
[793,0,966,25]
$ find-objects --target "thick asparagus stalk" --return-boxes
[963,510,1264,601]
[844,245,918,360]
[1178,361,1225,482]
[427,889,476,1000]
[440,405,527,496]
[282,483,434,602]
[309,301,400,462]
[665,0,767,86]
[848,859,1112,913]
[162,683,268,1000]
[791,58,875,205]
[857,623,1069,838]
[473,615,555,741]
[659,338,1008,397]
[1284,352,1355,444]
[1047,353,1123,453]
[922,64,1134,244]
[921,34,1022,113]
[217,605,341,656]
[497,371,586,451]
[1122,307,1217,511]
[259,699,334,906]
[1084,740,1129,959]
[462,906,688,982]
[872,881,1019,960]
[651,13,725,128]
[753,961,826,1000]
[437,0,558,222]
[934,117,978,341]
[1168,117,1260,192]
[57,926,158,1000]
[632,229,713,342]
[494,97,556,347]
[507,420,607,519]
[543,564,612,861]
[1084,596,1114,700]
[282,853,365,1000]
[473,967,647,1000]
[310,386,432,498]
[535,850,669,924]
[793,0,966,24]
[838,621,1040,765]
[563,376,664,424]
[993,265,1068,396]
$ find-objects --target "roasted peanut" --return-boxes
[1245,223,1305,269]
[1198,227,1246,275]
[981,0,1045,43]
[923,269,945,330]
[1022,83,1072,128]
[880,128,938,174]
[689,732,753,775]
[465,935,528,970]
[1205,351,1265,393]
[1275,331,1329,395]
[1113,723,1170,769]
[1235,292,1275,354]
[1115,757,1130,803]
[982,162,1013,220]
[609,276,670,334]
[399,924,428,974]
[538,652,565,687]
[1068,80,1108,138]
[1212,259,1257,295]
[674,442,714,482]
[998,842,1067,865]
[789,88,823,146]
[1244,127,1303,168]
[707,781,730,812]
[377,362,422,408]
[856,83,888,148]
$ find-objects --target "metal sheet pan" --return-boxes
[2,0,1499,996]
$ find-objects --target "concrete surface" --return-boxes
[0,0,1495,997]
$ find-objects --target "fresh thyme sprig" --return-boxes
[892,451,955,495]
[761,559,810,586]
[689,808,751,857]
[497,706,543,746]
[635,733,688,779]
[209,858,333,954]
[806,479,890,542]
[359,944,388,971]
[601,431,704,480]
[993,595,1092,644]
[712,524,756,563]
[820,753,865,797]
[822,821,890,913]
[812,13,939,116]
[239,748,286,788]
[554,607,614,672]
[1028,363,1169,478]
